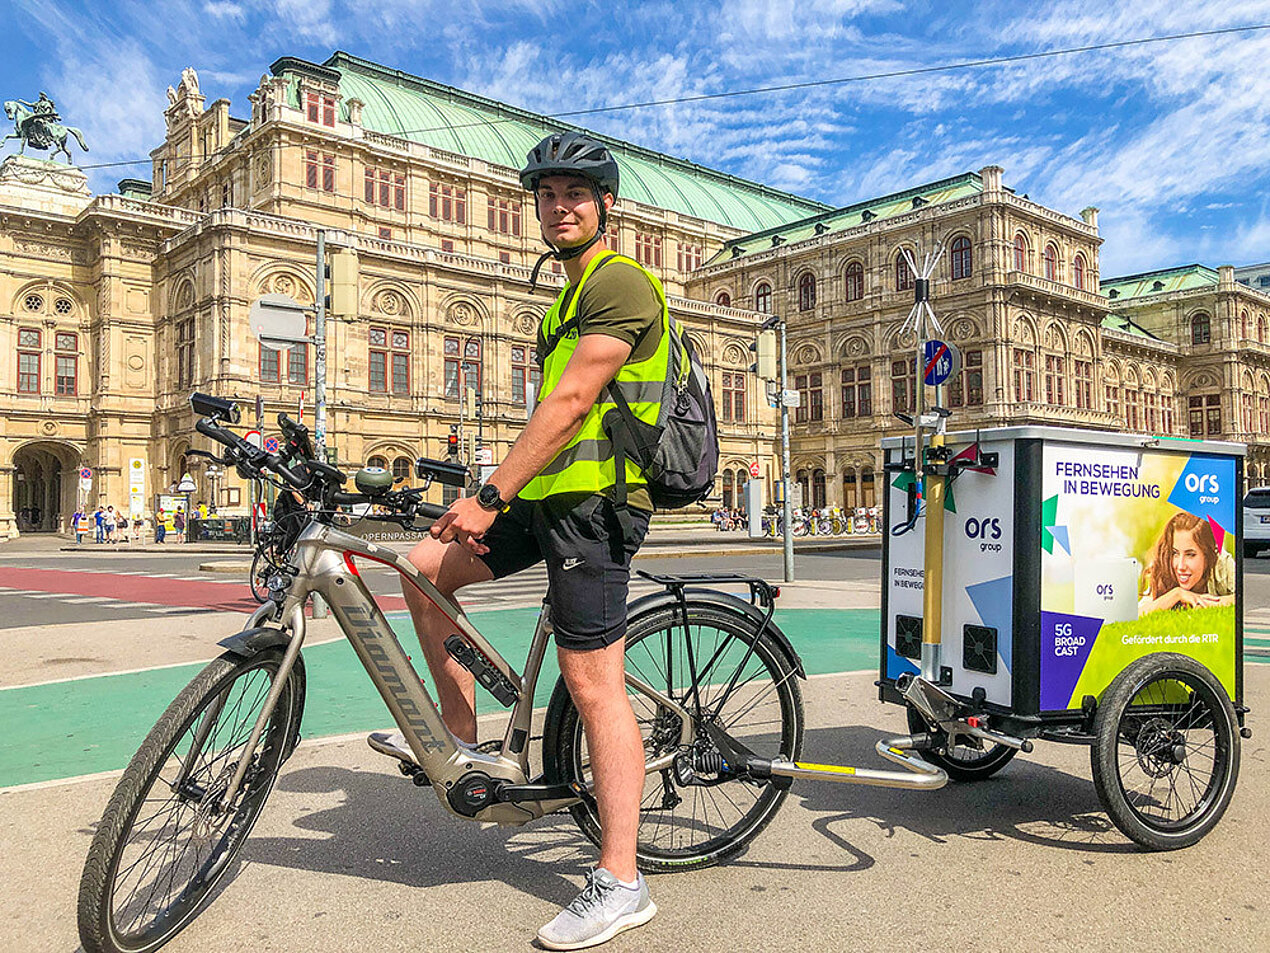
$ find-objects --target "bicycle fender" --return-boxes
[217,626,292,659]
[627,587,806,679]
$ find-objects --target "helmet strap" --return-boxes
[528,187,610,293]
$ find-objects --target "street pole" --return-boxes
[314,229,329,462]
[311,229,330,619]
[779,316,794,583]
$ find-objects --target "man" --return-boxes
[369,131,661,950]
[93,506,104,543]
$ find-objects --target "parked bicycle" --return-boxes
[247,491,308,603]
[76,393,815,953]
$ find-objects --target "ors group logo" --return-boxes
[964,515,1003,553]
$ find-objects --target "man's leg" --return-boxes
[557,639,643,883]
[400,536,494,744]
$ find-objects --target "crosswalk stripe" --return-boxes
[58,596,116,604]
[22,593,72,599]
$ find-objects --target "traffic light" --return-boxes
[446,427,459,458]
[755,329,778,379]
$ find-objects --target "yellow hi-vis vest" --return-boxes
[520,251,670,501]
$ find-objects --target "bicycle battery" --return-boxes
[445,635,518,707]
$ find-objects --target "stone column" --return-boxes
[0,465,15,539]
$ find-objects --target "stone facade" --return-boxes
[3,59,1268,538]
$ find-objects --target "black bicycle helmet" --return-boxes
[519,131,620,199]
[521,132,622,288]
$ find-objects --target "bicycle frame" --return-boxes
[219,519,694,826]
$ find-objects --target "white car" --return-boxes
[1244,486,1270,557]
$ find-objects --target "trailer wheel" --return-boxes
[1091,653,1239,850]
[906,706,1017,782]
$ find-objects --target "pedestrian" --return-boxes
[155,509,166,544]
[370,133,661,949]
[94,506,104,543]
[104,506,117,543]
[71,507,84,543]
[117,514,130,544]
[173,507,185,542]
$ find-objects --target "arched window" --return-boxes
[367,454,388,469]
[714,290,731,307]
[812,469,826,509]
[722,470,735,509]
[1241,309,1249,340]
[950,236,972,280]
[844,260,864,302]
[754,282,772,314]
[1191,312,1211,345]
[895,251,914,291]
[1043,244,1058,281]
[798,272,816,311]
[1260,316,1268,344]
[1013,233,1028,272]
[392,456,412,482]
[1073,254,1086,291]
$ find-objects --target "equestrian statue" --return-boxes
[3,93,89,164]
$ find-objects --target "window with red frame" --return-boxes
[845,260,864,302]
[715,291,731,307]
[841,364,871,417]
[18,328,40,394]
[895,251,914,291]
[378,227,392,239]
[635,232,662,268]
[176,317,194,388]
[305,151,335,192]
[1074,359,1093,409]
[306,92,337,127]
[1044,244,1058,281]
[891,359,912,413]
[948,350,983,407]
[754,282,772,313]
[487,195,522,236]
[721,371,746,422]
[364,166,405,210]
[808,371,823,420]
[794,374,808,424]
[54,331,77,396]
[260,344,281,383]
[1073,254,1086,291]
[606,225,620,253]
[1013,233,1028,271]
[677,243,703,272]
[1044,354,1065,405]
[369,327,410,395]
[429,182,467,223]
[444,336,481,400]
[798,272,816,311]
[288,339,309,386]
[511,345,530,406]
[1013,349,1035,402]
[950,235,973,280]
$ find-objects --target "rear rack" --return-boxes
[634,570,778,610]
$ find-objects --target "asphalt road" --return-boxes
[0,542,884,629]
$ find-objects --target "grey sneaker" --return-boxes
[367,730,416,763]
[536,868,656,951]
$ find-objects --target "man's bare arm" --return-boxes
[489,333,633,498]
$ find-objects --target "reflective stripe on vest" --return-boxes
[520,251,671,500]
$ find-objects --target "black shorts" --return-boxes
[476,494,651,651]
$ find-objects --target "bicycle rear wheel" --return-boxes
[544,603,803,873]
[78,648,304,953]
[248,550,273,604]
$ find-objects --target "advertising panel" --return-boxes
[1039,444,1237,710]
[885,437,1016,707]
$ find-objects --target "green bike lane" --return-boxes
[5,611,1266,790]
[0,607,881,789]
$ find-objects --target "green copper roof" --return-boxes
[705,172,986,264]
[290,52,830,233]
[1099,313,1159,339]
[1100,264,1219,302]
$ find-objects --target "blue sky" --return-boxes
[5,0,1270,276]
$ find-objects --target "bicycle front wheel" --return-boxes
[78,648,305,953]
[543,603,804,873]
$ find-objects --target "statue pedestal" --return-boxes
[0,155,91,215]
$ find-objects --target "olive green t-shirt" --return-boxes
[538,257,663,511]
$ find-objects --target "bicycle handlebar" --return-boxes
[195,417,310,489]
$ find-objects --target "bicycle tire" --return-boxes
[248,550,273,604]
[78,648,305,953]
[1090,652,1239,850]
[542,603,803,873]
[905,705,1016,781]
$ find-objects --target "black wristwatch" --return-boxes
[476,483,510,513]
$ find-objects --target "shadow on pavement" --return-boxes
[789,725,1138,855]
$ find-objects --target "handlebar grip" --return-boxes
[331,492,371,506]
[414,502,447,521]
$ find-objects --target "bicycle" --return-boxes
[77,392,812,953]
[247,492,308,604]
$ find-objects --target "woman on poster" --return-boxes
[1138,511,1235,614]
